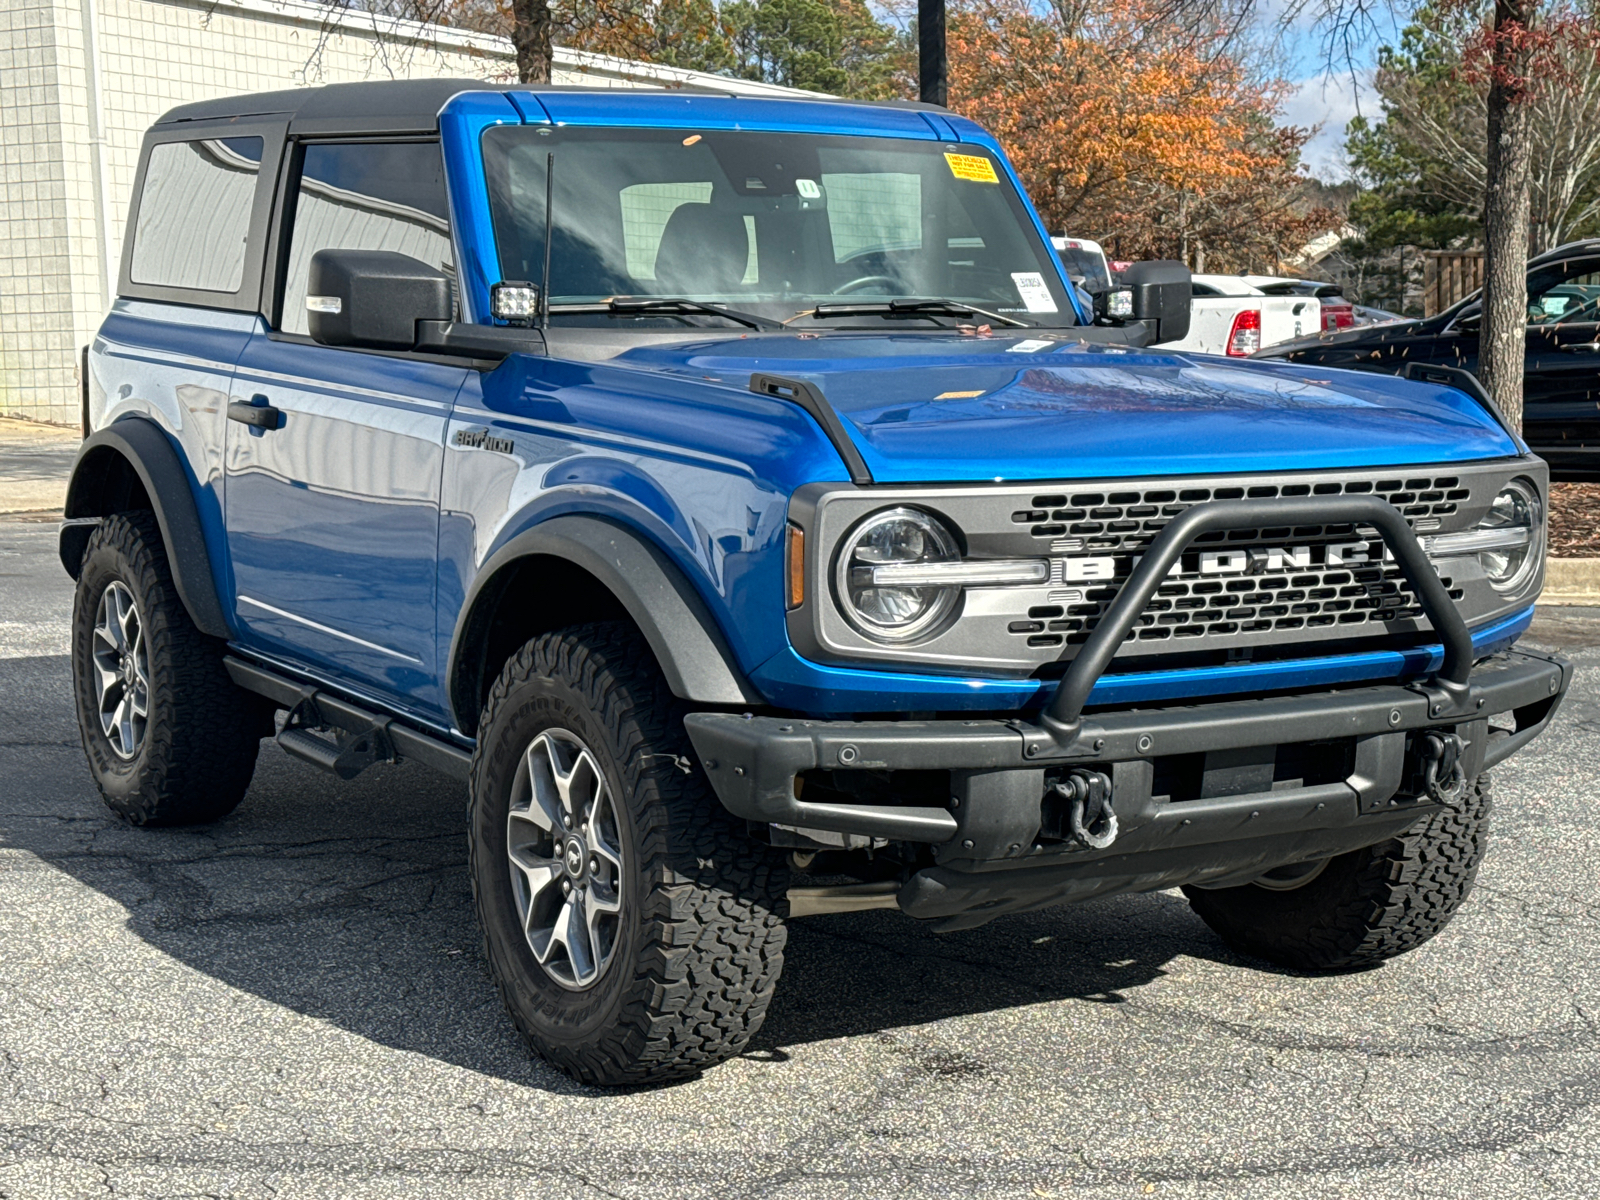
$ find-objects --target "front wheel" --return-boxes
[1184,775,1493,971]
[468,623,789,1086]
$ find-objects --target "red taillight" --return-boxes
[1322,303,1354,331]
[1226,309,1261,356]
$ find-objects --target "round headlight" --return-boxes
[834,507,962,642]
[1478,479,1542,594]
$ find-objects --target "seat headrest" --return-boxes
[652,203,749,295]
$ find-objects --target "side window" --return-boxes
[618,183,759,286]
[821,172,922,262]
[130,137,263,292]
[620,182,711,279]
[279,141,452,335]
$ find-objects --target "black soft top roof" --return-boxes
[153,78,947,137]
[154,78,507,135]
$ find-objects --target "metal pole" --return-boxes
[918,0,947,107]
[79,0,114,309]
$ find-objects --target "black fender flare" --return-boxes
[61,418,232,640]
[447,514,761,731]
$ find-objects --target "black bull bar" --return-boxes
[1037,494,1476,742]
[684,496,1570,893]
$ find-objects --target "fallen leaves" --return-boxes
[1550,482,1600,557]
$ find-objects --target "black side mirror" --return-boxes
[1117,259,1192,344]
[306,249,451,350]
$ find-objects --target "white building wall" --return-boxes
[0,0,79,425]
[0,0,818,424]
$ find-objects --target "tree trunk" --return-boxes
[510,0,553,84]
[1480,0,1535,432]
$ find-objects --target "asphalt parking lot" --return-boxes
[3,511,1600,1199]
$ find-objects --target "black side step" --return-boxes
[224,656,472,782]
[276,721,392,781]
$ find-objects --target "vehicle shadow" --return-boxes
[0,653,1225,1092]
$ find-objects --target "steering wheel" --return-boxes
[832,275,900,296]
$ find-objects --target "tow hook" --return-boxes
[1050,768,1118,850]
[1419,731,1467,804]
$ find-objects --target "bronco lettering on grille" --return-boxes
[1061,541,1386,582]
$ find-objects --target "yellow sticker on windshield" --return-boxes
[945,153,999,184]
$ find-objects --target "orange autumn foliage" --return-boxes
[948,0,1331,271]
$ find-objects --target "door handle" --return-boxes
[1561,342,1600,353]
[228,396,283,430]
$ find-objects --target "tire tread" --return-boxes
[1184,776,1493,971]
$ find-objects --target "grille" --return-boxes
[1003,475,1469,651]
[796,460,1534,677]
[1011,475,1467,552]
[1007,564,1466,650]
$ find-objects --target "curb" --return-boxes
[0,416,81,441]
[0,509,63,522]
[1543,558,1600,606]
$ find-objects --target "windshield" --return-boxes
[481,126,1078,327]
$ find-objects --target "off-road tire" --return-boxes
[469,622,789,1086]
[1183,775,1492,971]
[71,511,265,825]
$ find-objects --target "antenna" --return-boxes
[540,151,554,329]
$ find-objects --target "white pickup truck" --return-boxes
[1157,273,1321,356]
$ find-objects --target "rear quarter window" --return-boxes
[130,137,263,292]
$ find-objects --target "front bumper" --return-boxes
[684,647,1569,927]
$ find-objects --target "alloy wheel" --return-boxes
[506,727,626,989]
[92,580,149,760]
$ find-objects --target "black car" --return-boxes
[1256,239,1600,480]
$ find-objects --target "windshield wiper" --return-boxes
[806,298,1033,328]
[549,297,785,332]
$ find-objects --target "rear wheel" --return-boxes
[469,622,789,1086]
[1183,775,1492,971]
[71,511,266,826]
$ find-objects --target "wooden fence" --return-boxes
[1422,250,1484,316]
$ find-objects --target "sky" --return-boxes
[1282,68,1373,180]
[1268,2,1400,181]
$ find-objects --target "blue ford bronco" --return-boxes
[63,79,1568,1085]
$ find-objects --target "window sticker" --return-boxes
[944,152,999,184]
[1010,272,1059,314]
[935,389,986,399]
[1007,338,1056,354]
[796,178,821,198]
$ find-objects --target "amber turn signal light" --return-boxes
[786,523,805,610]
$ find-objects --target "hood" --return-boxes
[615,331,1520,484]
